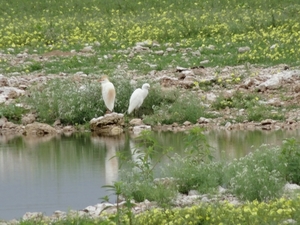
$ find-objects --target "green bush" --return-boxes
[24,78,104,124]
[223,146,285,201]
[144,92,212,125]
[280,138,300,185]
[0,103,28,124]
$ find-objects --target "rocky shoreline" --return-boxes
[1,49,300,223]
[2,182,300,224]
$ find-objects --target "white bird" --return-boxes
[99,75,116,113]
[128,83,150,115]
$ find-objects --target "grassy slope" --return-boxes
[1,0,299,67]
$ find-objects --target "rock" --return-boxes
[191,67,205,76]
[0,74,8,86]
[23,122,57,136]
[198,117,210,124]
[258,70,300,91]
[238,46,250,53]
[0,87,25,101]
[282,219,297,224]
[21,113,36,125]
[258,76,281,91]
[90,113,124,136]
[166,47,175,52]
[132,45,150,53]
[0,117,8,128]
[284,183,300,191]
[132,125,151,134]
[200,60,209,64]
[294,83,300,93]
[206,92,217,102]
[129,118,143,126]
[183,121,192,126]
[207,45,215,50]
[81,46,93,52]
[94,41,101,46]
[261,119,275,125]
[176,66,188,72]
[22,212,44,221]
[63,125,75,133]
[154,50,164,55]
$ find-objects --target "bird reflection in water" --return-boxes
[90,134,125,185]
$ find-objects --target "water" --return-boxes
[0,129,299,220]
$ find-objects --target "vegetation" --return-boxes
[1,0,300,223]
[16,129,300,224]
[1,0,299,69]
[0,0,299,125]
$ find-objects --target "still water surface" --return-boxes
[0,129,300,220]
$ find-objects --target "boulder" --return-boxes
[21,113,36,125]
[90,113,124,136]
[129,118,143,126]
[23,122,57,136]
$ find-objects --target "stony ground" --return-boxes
[1,46,300,134]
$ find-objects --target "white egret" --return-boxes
[128,83,150,116]
[99,75,116,113]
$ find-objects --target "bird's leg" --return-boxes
[105,109,112,114]
[136,109,141,118]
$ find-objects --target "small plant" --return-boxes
[165,127,220,194]
[116,130,175,205]
[102,181,126,225]
[280,138,300,184]
[212,91,260,110]
[0,103,28,124]
[144,92,212,125]
[247,105,285,122]
[183,127,214,163]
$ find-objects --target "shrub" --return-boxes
[280,138,300,185]
[0,103,28,124]
[24,78,104,124]
[144,92,211,125]
[224,146,285,201]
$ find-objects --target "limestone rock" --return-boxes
[23,122,57,136]
[0,74,8,86]
[238,46,250,53]
[132,125,151,134]
[81,46,93,53]
[129,118,143,126]
[90,113,124,136]
[21,113,36,125]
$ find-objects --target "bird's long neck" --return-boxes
[142,89,148,99]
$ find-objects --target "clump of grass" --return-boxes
[223,145,286,201]
[144,92,212,125]
[247,105,285,122]
[280,138,300,185]
[119,130,176,203]
[23,78,104,124]
[212,91,261,110]
[0,103,28,124]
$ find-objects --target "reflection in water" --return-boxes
[90,134,125,185]
[0,129,300,220]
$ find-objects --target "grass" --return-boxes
[1,0,300,68]
[0,0,299,126]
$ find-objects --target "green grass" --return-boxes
[1,0,299,125]
[1,0,299,69]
